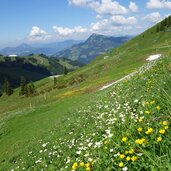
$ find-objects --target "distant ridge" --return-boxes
[0,54,83,88]
[53,33,130,64]
[0,40,82,56]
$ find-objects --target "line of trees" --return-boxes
[1,65,68,98]
[1,78,14,96]
[0,76,36,98]
[156,15,171,32]
[19,76,36,97]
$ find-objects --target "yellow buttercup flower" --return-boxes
[131,156,137,162]
[120,154,125,159]
[125,151,129,154]
[80,162,85,167]
[86,167,91,171]
[148,128,153,133]
[138,117,143,122]
[129,149,134,154]
[119,162,124,167]
[122,137,127,142]
[145,110,151,114]
[156,106,161,110]
[157,137,162,142]
[137,127,143,132]
[135,138,145,145]
[162,121,168,126]
[145,128,153,135]
[135,139,140,144]
[159,129,165,134]
[85,163,90,167]
[164,126,169,130]
[145,131,150,135]
[150,101,155,105]
[126,156,131,161]
[72,162,78,170]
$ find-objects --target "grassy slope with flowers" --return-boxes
[3,55,171,170]
[0,18,171,170]
[1,20,171,116]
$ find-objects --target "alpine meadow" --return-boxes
[0,1,171,171]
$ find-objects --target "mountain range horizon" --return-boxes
[0,33,132,61]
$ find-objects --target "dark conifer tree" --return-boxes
[156,25,160,32]
[3,78,8,93]
[168,16,171,27]
[164,18,167,26]
[64,66,68,75]
[54,77,57,85]
[19,76,27,96]
[28,81,36,95]
[3,78,13,96]
[24,84,28,97]
[160,23,165,31]
[0,89,3,97]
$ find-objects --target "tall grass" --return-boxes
[2,56,170,171]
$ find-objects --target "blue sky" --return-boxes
[0,0,171,47]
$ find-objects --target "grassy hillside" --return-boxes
[0,17,171,170]
[0,17,171,127]
[1,54,171,170]
[44,23,171,96]
[0,54,83,88]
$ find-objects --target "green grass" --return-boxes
[0,21,171,170]
[1,55,171,170]
[0,92,99,165]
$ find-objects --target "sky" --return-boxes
[0,0,171,48]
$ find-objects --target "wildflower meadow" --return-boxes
[7,56,171,171]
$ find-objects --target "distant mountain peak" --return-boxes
[54,34,130,64]
[0,40,82,56]
[89,33,104,38]
[91,33,100,36]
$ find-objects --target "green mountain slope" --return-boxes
[0,54,83,88]
[54,34,130,63]
[0,16,171,170]
[47,19,171,94]
[1,53,171,171]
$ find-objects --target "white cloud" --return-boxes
[110,15,137,25]
[28,26,50,41]
[95,0,128,15]
[146,0,171,9]
[68,0,90,6]
[89,15,138,36]
[129,1,138,12]
[90,19,109,31]
[53,25,87,37]
[96,14,103,19]
[68,0,99,8]
[143,12,162,23]
[69,0,129,15]
[52,14,138,39]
